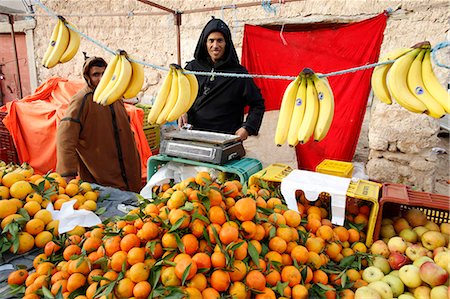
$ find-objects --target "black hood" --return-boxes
[193,17,240,68]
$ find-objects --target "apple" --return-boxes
[440,223,450,235]
[399,264,422,288]
[390,270,399,277]
[422,231,446,250]
[382,274,404,297]
[414,226,430,241]
[400,228,418,243]
[398,293,416,299]
[388,252,410,270]
[381,218,393,226]
[368,281,393,299]
[406,244,430,261]
[430,285,448,299]
[388,236,407,253]
[424,221,440,232]
[381,224,397,239]
[433,246,448,257]
[405,208,428,227]
[372,256,391,274]
[355,286,382,299]
[370,240,390,258]
[419,261,449,287]
[394,218,411,234]
[413,256,434,268]
[362,266,385,283]
[434,251,450,272]
[414,285,431,299]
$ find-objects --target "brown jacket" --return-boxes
[56,84,142,192]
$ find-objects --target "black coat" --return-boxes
[185,18,265,135]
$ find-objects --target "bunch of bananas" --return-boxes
[42,17,80,68]
[275,69,335,147]
[371,42,449,118]
[93,51,145,106]
[147,64,199,125]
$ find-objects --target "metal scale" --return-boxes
[160,129,246,165]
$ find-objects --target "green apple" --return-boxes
[398,293,416,299]
[422,231,446,250]
[413,285,431,299]
[413,256,434,268]
[399,265,422,288]
[368,281,393,299]
[362,266,385,283]
[372,256,391,274]
[382,274,404,298]
[430,285,448,299]
[400,228,418,243]
[355,286,382,299]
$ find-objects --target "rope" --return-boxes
[261,0,277,14]
[33,0,448,81]
[431,41,450,69]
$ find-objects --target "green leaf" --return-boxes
[269,226,276,239]
[42,286,55,299]
[175,233,184,252]
[317,283,334,291]
[191,211,210,224]
[247,240,260,268]
[96,207,107,215]
[18,208,30,221]
[181,263,192,286]
[169,216,187,232]
[341,272,348,288]
[339,255,356,267]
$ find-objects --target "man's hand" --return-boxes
[178,113,188,128]
[235,127,249,141]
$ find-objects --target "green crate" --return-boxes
[147,154,262,186]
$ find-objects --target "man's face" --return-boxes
[88,66,106,88]
[206,32,226,63]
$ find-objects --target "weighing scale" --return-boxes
[159,129,246,165]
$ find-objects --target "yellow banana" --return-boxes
[100,54,132,106]
[407,49,445,118]
[59,22,80,63]
[156,69,179,125]
[313,74,335,142]
[371,48,414,105]
[123,59,145,99]
[44,19,70,68]
[184,72,199,112]
[274,76,301,146]
[298,77,319,144]
[93,54,121,103]
[386,48,427,113]
[148,68,173,124]
[422,49,450,113]
[42,19,61,67]
[287,75,306,147]
[166,69,191,122]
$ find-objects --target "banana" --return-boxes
[166,69,191,122]
[297,77,319,144]
[123,59,145,99]
[274,75,301,146]
[44,19,70,68]
[156,69,179,125]
[422,49,450,113]
[371,48,414,105]
[386,48,427,113]
[148,68,173,124]
[313,74,335,141]
[184,72,199,111]
[59,22,80,63]
[407,49,445,118]
[100,54,132,106]
[93,54,121,103]
[42,19,61,67]
[287,75,306,147]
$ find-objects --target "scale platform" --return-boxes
[160,129,246,165]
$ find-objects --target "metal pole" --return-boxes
[175,12,182,65]
[7,14,23,99]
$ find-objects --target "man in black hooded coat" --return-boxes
[180,18,265,140]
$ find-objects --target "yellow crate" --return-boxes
[315,159,354,178]
[248,163,293,186]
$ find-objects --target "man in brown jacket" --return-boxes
[56,56,142,192]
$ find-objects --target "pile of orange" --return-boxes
[8,170,372,299]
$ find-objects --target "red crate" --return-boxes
[0,111,19,163]
[373,183,450,241]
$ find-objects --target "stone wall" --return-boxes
[33,0,449,192]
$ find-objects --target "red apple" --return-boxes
[419,261,449,287]
[388,252,410,270]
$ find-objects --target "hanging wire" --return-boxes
[431,41,450,69]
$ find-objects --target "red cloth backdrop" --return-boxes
[242,13,387,170]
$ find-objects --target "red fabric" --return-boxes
[242,13,387,170]
[1,77,151,179]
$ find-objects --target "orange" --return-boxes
[174,255,197,280]
[268,236,287,254]
[276,227,293,243]
[284,209,302,228]
[207,189,223,207]
[346,268,361,282]
[206,223,222,244]
[138,221,159,241]
[24,218,45,236]
[190,219,207,238]
[240,221,256,239]
[11,232,34,254]
[229,281,250,299]
[325,242,342,260]
[68,258,91,275]
[234,197,257,221]
[82,237,102,253]
[210,251,226,268]
[347,228,360,243]
[186,273,207,291]
[127,247,145,265]
[265,269,281,286]
[87,269,103,284]
[129,262,150,283]
[208,206,227,225]
[333,226,349,242]
[352,242,367,253]
[268,213,286,226]
[292,284,308,299]
[67,273,86,292]
[359,205,370,216]
[202,287,220,299]
[110,250,128,272]
[161,232,177,249]
[339,288,355,299]
[210,269,230,292]
[44,241,61,257]
[65,183,79,197]
[316,225,334,241]
[120,233,141,252]
[219,224,239,245]
[306,218,321,233]
[228,259,247,282]
[221,181,239,198]
[161,266,181,287]
[167,190,187,210]
[168,209,190,229]
[8,269,28,285]
[307,251,323,269]
[305,237,325,253]
[51,280,68,296]
[313,269,329,284]
[35,230,53,247]
[290,245,309,264]
[354,214,368,228]
[195,171,211,186]
[133,281,152,299]
[245,270,265,291]
[115,278,135,298]
[192,252,211,272]
[281,265,301,287]
[181,233,199,255]
[63,244,81,261]
[255,287,276,299]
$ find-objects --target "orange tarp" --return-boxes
[1,77,151,179]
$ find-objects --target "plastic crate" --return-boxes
[315,159,354,178]
[248,164,380,246]
[135,103,153,129]
[144,125,160,153]
[373,183,450,241]
[147,154,262,186]
[0,111,19,164]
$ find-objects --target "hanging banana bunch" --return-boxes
[42,16,81,68]
[275,68,335,146]
[371,41,449,118]
[147,64,199,125]
[93,50,145,106]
